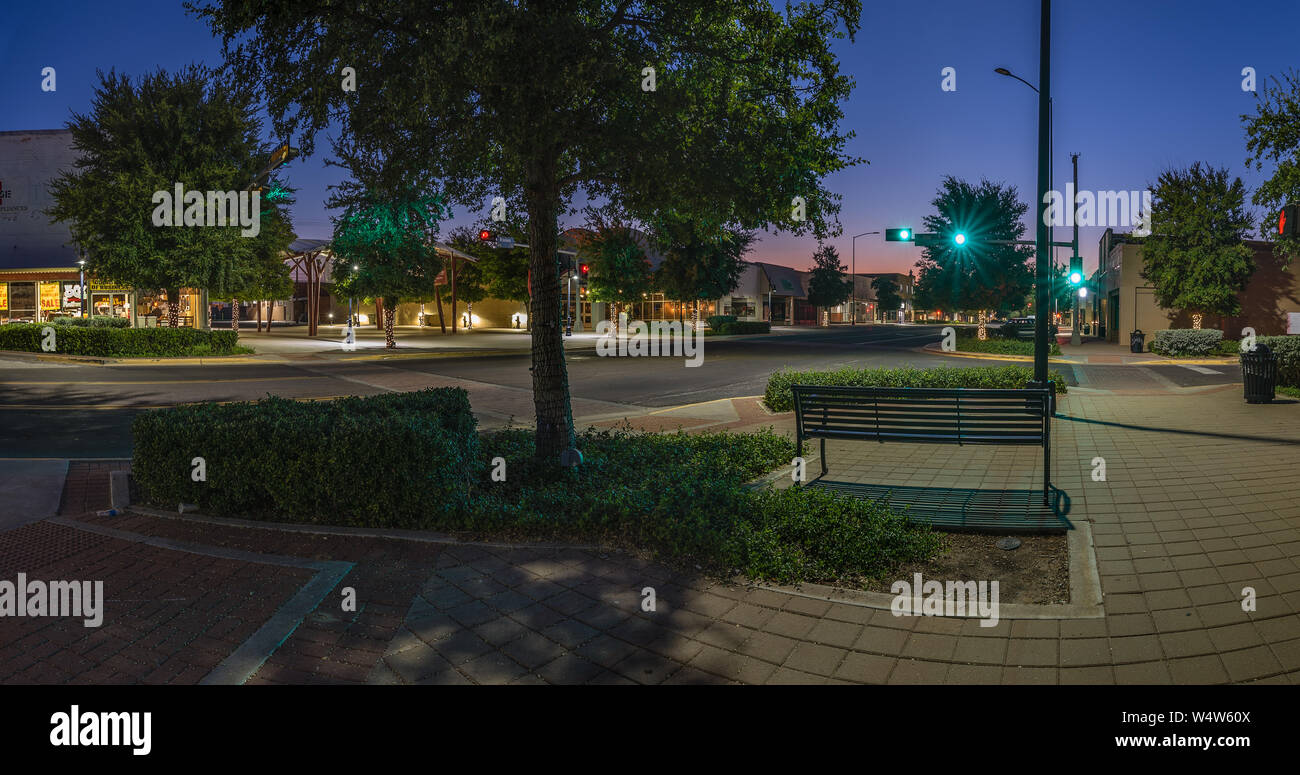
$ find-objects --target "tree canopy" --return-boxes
[195,0,863,457]
[870,275,901,318]
[913,177,1034,315]
[1140,162,1256,319]
[1243,68,1300,260]
[805,243,851,310]
[48,65,292,324]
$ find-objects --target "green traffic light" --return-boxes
[1068,271,1083,285]
[953,232,967,246]
[885,228,913,242]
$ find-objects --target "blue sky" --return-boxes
[2,0,1296,275]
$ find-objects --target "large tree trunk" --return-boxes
[166,288,181,328]
[435,287,446,333]
[525,156,574,461]
[231,298,239,333]
[257,299,264,332]
[384,298,396,348]
[374,297,385,330]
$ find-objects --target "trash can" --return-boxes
[1241,343,1277,404]
[1130,329,1145,353]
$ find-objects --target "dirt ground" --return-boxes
[864,532,1069,605]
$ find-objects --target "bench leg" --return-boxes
[819,437,827,477]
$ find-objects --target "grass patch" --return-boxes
[764,364,1068,412]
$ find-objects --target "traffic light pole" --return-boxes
[1032,0,1052,388]
[1070,152,1081,346]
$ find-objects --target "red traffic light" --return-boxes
[478,229,493,242]
[1280,205,1298,238]
[579,263,589,275]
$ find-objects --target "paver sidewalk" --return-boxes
[2,387,1298,684]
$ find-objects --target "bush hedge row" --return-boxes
[1150,328,1223,356]
[764,364,1067,412]
[1258,335,1300,386]
[706,314,737,329]
[132,388,480,526]
[0,323,240,357]
[956,335,1061,356]
[718,321,771,335]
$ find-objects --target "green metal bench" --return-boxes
[791,384,1065,532]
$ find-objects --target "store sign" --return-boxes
[90,282,131,292]
[0,284,7,309]
[63,283,84,308]
[1288,312,1300,335]
[39,282,61,310]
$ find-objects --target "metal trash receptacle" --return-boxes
[1129,329,1145,353]
[1241,343,1277,404]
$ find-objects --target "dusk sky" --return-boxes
[2,1,1296,276]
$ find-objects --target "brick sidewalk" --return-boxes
[3,387,1299,684]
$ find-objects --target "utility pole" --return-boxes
[1032,0,1051,387]
[1070,152,1082,346]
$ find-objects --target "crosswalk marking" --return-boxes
[1178,364,1221,374]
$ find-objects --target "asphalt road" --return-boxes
[0,324,1242,457]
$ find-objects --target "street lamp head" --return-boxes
[994,67,1012,76]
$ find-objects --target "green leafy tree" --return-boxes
[196,0,863,460]
[914,177,1034,317]
[805,243,851,324]
[870,275,901,321]
[577,221,654,336]
[328,144,446,348]
[1243,68,1300,260]
[48,65,284,327]
[448,225,529,331]
[1140,163,1256,321]
[651,216,753,326]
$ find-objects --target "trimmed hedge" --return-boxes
[1150,328,1223,357]
[0,323,239,357]
[996,321,1058,340]
[1258,335,1300,387]
[764,364,1067,412]
[706,314,737,329]
[51,315,132,328]
[956,335,1061,356]
[718,321,771,335]
[132,388,480,526]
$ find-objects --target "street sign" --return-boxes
[496,236,514,249]
[913,233,943,247]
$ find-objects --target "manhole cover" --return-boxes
[996,537,1022,551]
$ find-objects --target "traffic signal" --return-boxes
[1280,204,1299,238]
[478,229,493,242]
[953,232,967,247]
[1068,255,1083,285]
[884,228,913,242]
[579,263,589,277]
[269,143,299,169]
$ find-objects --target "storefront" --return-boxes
[0,271,83,323]
[132,288,204,328]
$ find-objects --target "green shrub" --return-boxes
[50,315,132,328]
[729,486,941,584]
[0,323,239,356]
[1258,335,1300,387]
[764,364,1067,411]
[132,388,480,526]
[472,426,938,584]
[996,321,1057,340]
[719,321,771,335]
[706,314,737,329]
[956,335,1060,356]
[1150,328,1223,357]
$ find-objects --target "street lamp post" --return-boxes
[850,231,880,325]
[995,0,1054,388]
[76,255,86,318]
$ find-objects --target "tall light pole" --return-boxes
[77,256,87,318]
[850,231,879,325]
[994,0,1053,387]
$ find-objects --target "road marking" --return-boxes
[1177,364,1222,375]
[0,376,326,386]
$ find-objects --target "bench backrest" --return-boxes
[791,385,1050,446]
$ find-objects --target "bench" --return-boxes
[791,384,1063,531]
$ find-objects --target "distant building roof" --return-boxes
[756,262,807,297]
